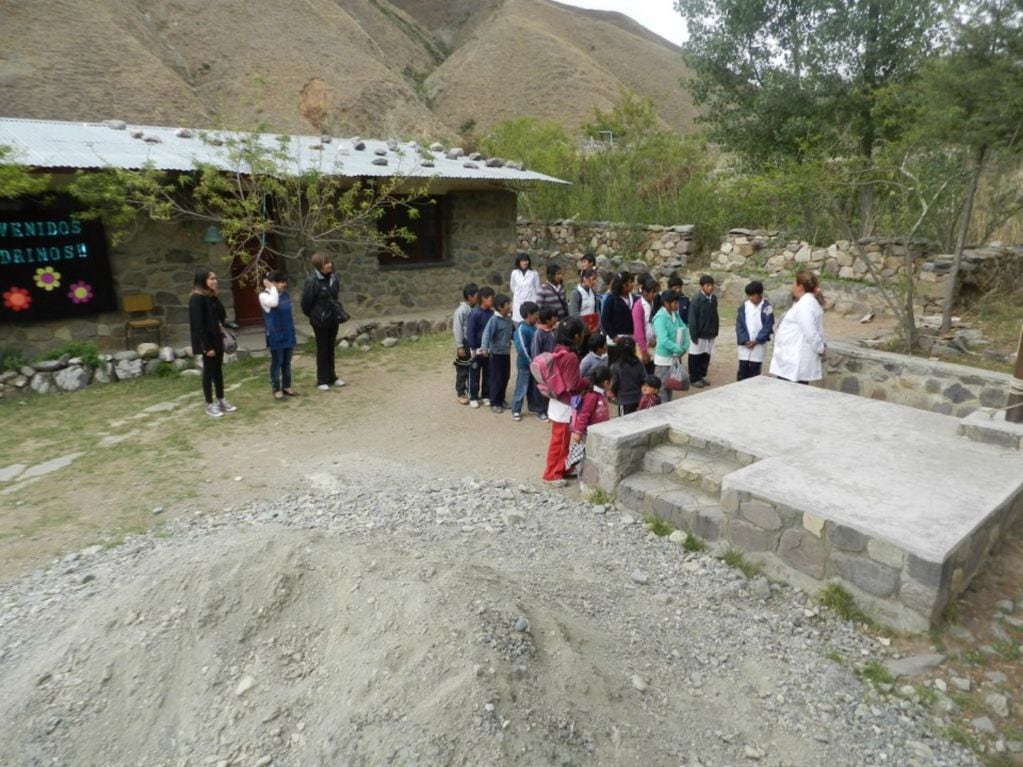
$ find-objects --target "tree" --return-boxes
[68,133,429,280]
[916,0,1023,332]
[0,146,49,198]
[677,0,943,235]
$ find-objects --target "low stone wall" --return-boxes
[517,220,694,277]
[823,341,1014,417]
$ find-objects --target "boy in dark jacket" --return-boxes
[466,286,494,407]
[687,274,719,388]
[736,280,774,381]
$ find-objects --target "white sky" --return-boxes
[554,0,687,46]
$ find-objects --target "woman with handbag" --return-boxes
[300,252,346,391]
[652,289,691,402]
[188,267,238,418]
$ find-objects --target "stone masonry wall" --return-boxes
[823,341,1014,417]
[517,220,694,278]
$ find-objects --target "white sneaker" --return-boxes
[218,399,237,413]
[317,384,330,391]
[469,400,480,409]
[205,403,223,418]
[482,398,491,407]
[334,379,347,387]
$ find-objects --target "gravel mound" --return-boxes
[0,461,979,766]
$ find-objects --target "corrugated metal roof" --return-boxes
[0,117,569,186]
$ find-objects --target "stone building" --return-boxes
[0,117,566,356]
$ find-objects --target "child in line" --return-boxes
[637,375,662,411]
[260,270,299,401]
[530,307,558,422]
[511,301,543,422]
[610,336,646,415]
[542,318,588,486]
[452,283,479,405]
[579,332,608,381]
[687,274,719,388]
[736,280,774,381]
[566,364,613,476]
[480,293,515,414]
[466,286,494,408]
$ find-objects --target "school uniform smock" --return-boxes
[510,268,540,321]
[769,294,826,382]
[736,299,774,364]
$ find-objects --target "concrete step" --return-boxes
[642,442,745,496]
[617,471,722,542]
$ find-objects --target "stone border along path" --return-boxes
[582,376,1023,632]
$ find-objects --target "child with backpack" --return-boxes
[529,307,558,421]
[536,317,587,487]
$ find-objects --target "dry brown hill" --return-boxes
[0,0,695,140]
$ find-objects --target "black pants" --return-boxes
[689,352,710,383]
[313,322,339,385]
[488,353,511,406]
[201,351,224,403]
[455,347,470,396]
[737,360,763,381]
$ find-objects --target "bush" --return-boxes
[37,341,101,369]
[0,347,27,372]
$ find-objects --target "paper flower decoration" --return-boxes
[34,266,62,291]
[2,286,32,312]
[67,281,94,305]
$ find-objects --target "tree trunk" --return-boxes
[940,144,986,335]
[1008,322,1023,424]
[902,245,917,351]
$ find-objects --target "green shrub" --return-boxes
[0,347,27,372]
[683,532,705,552]
[722,548,761,578]
[154,361,177,378]
[643,515,674,537]
[818,584,871,624]
[858,660,893,686]
[37,341,101,369]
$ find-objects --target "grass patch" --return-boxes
[682,531,705,552]
[991,640,1020,661]
[916,686,938,706]
[722,548,761,578]
[644,515,675,537]
[825,649,845,664]
[941,724,980,751]
[818,583,872,624]
[949,691,985,714]
[587,488,616,505]
[858,660,893,686]
[959,648,989,667]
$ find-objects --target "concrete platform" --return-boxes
[583,377,1023,631]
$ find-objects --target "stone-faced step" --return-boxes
[618,472,722,541]
[643,444,689,474]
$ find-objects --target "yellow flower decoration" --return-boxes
[34,266,62,291]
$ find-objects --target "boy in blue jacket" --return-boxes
[736,280,774,381]
[511,301,543,422]
[480,294,515,414]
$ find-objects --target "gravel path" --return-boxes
[0,455,979,767]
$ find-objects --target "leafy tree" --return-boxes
[0,146,49,198]
[677,0,944,234]
[68,133,429,279]
[915,0,1023,331]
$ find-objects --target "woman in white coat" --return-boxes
[769,270,826,383]
[509,252,540,325]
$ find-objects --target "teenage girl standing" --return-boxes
[188,267,237,418]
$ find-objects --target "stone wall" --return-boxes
[517,220,694,278]
[823,341,1014,417]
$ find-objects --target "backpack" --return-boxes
[530,350,569,398]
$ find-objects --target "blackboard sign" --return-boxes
[0,200,115,323]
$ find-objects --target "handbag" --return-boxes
[334,301,350,324]
[663,357,689,391]
[220,324,238,354]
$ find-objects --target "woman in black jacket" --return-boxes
[300,252,346,391]
[599,271,635,365]
[188,267,237,418]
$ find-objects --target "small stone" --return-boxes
[619,513,636,525]
[751,576,771,600]
[631,674,647,692]
[514,617,529,632]
[985,670,1008,685]
[986,693,1011,718]
[972,716,997,734]
[883,653,944,678]
[152,507,164,515]
[951,676,971,692]
[382,337,399,348]
[254,757,272,767]
[630,569,649,585]
[653,593,672,605]
[235,675,255,697]
[995,599,1015,613]
[933,679,947,692]
[668,530,686,545]
[744,744,765,760]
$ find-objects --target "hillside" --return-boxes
[0,0,696,141]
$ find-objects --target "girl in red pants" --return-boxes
[542,317,587,486]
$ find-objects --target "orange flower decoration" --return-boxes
[3,286,32,312]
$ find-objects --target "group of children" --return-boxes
[452,265,778,484]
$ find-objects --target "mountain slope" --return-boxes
[0,0,695,139]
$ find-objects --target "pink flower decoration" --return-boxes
[68,281,94,305]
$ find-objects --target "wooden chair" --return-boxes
[122,293,162,348]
